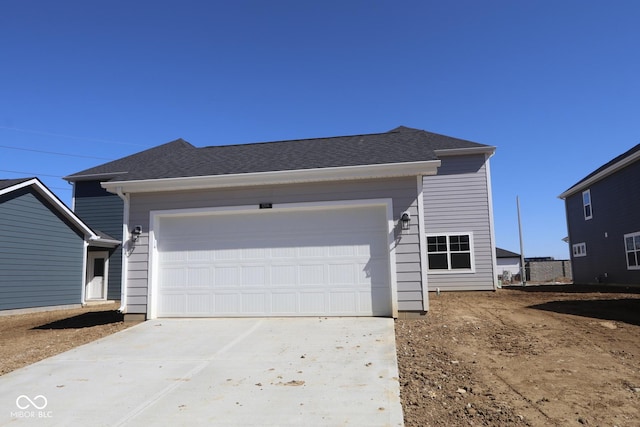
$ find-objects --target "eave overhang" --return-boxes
[63,172,128,182]
[89,236,121,247]
[101,160,442,194]
[435,146,496,157]
[558,149,640,199]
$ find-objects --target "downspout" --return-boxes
[81,240,89,306]
[115,187,130,313]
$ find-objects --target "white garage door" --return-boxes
[154,205,391,317]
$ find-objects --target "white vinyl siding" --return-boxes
[422,154,495,290]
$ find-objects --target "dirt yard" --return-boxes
[0,302,138,375]
[397,284,640,426]
[1,286,639,426]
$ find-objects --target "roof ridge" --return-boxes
[200,130,399,149]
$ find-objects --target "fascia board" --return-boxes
[558,150,640,199]
[89,237,121,247]
[63,172,128,182]
[435,146,496,157]
[2,178,98,239]
[101,160,442,194]
[0,179,35,197]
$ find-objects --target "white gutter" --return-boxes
[81,240,89,305]
[115,187,130,314]
[101,160,442,194]
[435,146,496,157]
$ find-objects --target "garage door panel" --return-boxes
[272,292,297,314]
[155,206,392,317]
[299,264,325,285]
[214,267,238,287]
[300,292,326,313]
[214,293,238,313]
[328,263,356,284]
[329,292,358,313]
[272,264,297,285]
[241,293,267,313]
[240,265,268,286]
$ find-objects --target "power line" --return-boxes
[48,186,72,192]
[0,126,147,147]
[0,145,113,160]
[0,169,64,178]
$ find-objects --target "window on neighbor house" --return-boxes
[624,232,640,270]
[572,242,587,258]
[427,233,474,272]
[583,189,592,220]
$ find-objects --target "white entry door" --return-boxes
[154,205,392,317]
[86,252,108,300]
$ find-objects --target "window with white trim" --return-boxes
[624,232,640,270]
[572,242,587,257]
[582,189,592,220]
[427,233,474,272]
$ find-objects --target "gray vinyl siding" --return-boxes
[124,177,422,315]
[74,180,123,300]
[0,188,84,310]
[423,154,496,290]
[566,159,640,284]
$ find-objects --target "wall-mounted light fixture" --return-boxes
[401,211,411,230]
[131,225,142,242]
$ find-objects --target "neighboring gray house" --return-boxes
[0,178,119,313]
[559,143,640,285]
[65,126,498,320]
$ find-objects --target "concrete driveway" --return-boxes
[1,317,403,426]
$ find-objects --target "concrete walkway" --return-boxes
[1,318,403,426]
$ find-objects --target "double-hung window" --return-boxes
[582,190,592,220]
[624,232,640,270]
[427,233,474,272]
[572,242,587,257]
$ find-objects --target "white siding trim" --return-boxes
[484,154,499,290]
[103,161,441,194]
[81,241,89,304]
[416,176,429,311]
[117,189,131,313]
[147,198,398,319]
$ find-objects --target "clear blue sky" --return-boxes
[2,1,639,260]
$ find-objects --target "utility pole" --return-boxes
[517,196,526,286]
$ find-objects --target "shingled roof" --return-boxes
[0,177,34,191]
[559,143,640,199]
[65,126,492,182]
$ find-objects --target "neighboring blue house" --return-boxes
[559,143,640,285]
[65,126,498,320]
[0,178,119,313]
